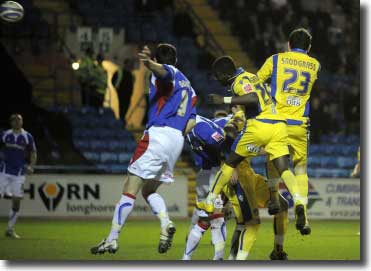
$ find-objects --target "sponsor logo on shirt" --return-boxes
[243,83,253,94]
[211,132,224,143]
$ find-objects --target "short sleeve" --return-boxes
[257,55,274,83]
[190,106,197,120]
[161,64,176,81]
[232,77,256,97]
[27,133,37,152]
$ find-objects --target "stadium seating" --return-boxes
[70,0,224,119]
[52,106,136,174]
[62,1,360,178]
[249,137,359,178]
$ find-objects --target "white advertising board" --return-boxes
[260,178,360,220]
[0,174,188,218]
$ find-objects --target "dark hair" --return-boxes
[212,56,237,79]
[155,43,177,65]
[289,28,312,51]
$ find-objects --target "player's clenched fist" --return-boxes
[207,94,224,105]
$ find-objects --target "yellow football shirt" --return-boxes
[257,49,320,124]
[231,69,285,121]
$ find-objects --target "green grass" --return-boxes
[0,218,360,260]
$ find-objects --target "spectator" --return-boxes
[112,59,135,124]
[76,49,107,108]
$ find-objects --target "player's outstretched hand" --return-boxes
[138,45,152,64]
[208,94,224,105]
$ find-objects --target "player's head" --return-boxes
[10,114,23,130]
[155,43,177,65]
[212,56,237,86]
[288,28,312,52]
[214,110,229,118]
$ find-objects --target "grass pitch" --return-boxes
[0,218,360,261]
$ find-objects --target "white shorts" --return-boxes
[0,173,26,198]
[128,126,184,183]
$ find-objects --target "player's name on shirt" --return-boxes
[281,57,317,71]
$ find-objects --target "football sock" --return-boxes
[7,209,18,230]
[183,223,208,260]
[208,163,235,199]
[236,224,260,260]
[273,210,288,252]
[296,174,309,221]
[107,193,135,242]
[147,193,170,230]
[228,224,244,260]
[210,215,226,260]
[190,208,199,228]
[281,170,302,205]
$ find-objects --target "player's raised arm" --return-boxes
[207,93,259,108]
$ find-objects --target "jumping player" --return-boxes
[91,44,197,255]
[257,28,320,235]
[0,114,37,239]
[196,56,305,233]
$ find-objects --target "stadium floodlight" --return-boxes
[72,61,80,70]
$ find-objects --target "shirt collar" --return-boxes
[12,128,25,135]
[234,67,245,77]
[291,48,307,54]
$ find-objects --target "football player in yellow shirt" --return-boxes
[257,28,321,235]
[197,56,306,236]
[224,159,289,260]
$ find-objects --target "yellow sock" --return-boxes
[296,173,309,223]
[281,170,301,205]
[209,163,235,195]
[236,224,260,260]
[296,174,309,205]
[273,210,288,252]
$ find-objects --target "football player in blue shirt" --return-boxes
[91,44,197,255]
[183,112,242,260]
[0,114,37,239]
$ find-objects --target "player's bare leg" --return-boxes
[5,197,21,239]
[294,163,311,235]
[142,180,176,254]
[270,195,289,260]
[91,174,143,254]
[266,161,281,215]
[271,155,306,232]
